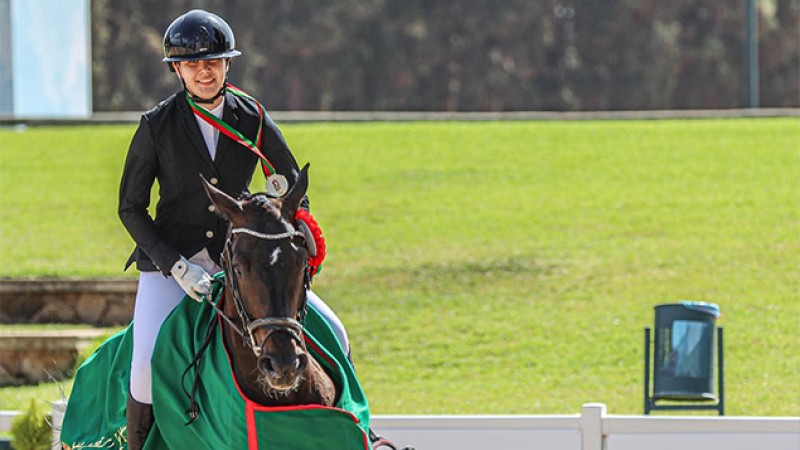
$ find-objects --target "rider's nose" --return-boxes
[196,61,212,73]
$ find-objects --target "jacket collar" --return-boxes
[179,90,241,168]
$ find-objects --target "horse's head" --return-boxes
[202,164,311,395]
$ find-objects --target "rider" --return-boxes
[118,9,350,449]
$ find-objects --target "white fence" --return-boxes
[370,404,800,450]
[2,402,798,450]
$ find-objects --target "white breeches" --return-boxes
[128,272,350,404]
[306,289,350,358]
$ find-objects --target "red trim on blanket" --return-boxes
[304,334,336,369]
[218,315,260,449]
[218,315,368,449]
[249,403,360,423]
[246,401,259,450]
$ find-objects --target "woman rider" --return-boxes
[119,9,349,448]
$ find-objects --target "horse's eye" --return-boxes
[233,265,244,277]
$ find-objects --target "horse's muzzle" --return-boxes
[257,345,309,391]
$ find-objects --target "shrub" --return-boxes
[10,399,51,450]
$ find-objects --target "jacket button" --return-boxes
[208,205,216,212]
[210,177,219,185]
[206,230,214,238]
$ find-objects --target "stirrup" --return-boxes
[369,429,415,450]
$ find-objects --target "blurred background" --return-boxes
[2,0,798,116]
[91,0,800,112]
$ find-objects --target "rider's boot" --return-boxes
[369,428,415,450]
[126,394,154,450]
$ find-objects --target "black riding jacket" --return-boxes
[119,90,302,275]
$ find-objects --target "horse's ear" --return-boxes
[201,175,241,222]
[282,163,309,217]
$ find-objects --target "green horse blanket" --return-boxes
[61,277,370,449]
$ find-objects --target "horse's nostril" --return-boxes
[296,353,308,372]
[258,356,275,373]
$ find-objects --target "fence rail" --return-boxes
[369,404,800,450]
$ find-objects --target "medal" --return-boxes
[266,174,289,197]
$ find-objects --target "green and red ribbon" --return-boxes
[186,84,276,179]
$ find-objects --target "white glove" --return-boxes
[170,256,211,302]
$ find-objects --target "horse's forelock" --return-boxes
[238,192,280,212]
[232,193,288,233]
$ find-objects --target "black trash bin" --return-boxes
[653,302,720,401]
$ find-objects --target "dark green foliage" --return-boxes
[90,0,799,112]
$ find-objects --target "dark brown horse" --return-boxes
[202,165,412,449]
[201,165,336,407]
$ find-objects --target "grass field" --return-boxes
[0,118,798,416]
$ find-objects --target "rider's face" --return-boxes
[174,58,228,107]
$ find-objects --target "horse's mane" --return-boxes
[237,191,280,210]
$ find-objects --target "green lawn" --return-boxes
[0,118,798,416]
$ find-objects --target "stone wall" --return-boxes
[0,279,136,325]
[0,330,108,386]
[0,279,136,385]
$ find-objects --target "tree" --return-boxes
[90,0,800,111]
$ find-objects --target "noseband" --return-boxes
[218,225,308,358]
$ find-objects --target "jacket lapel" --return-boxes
[179,95,216,169]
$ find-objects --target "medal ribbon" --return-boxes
[186,84,276,177]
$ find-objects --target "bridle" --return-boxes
[184,223,309,423]
[210,224,309,358]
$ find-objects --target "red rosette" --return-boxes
[295,209,326,276]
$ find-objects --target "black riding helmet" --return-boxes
[162,9,241,72]
[163,9,241,103]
